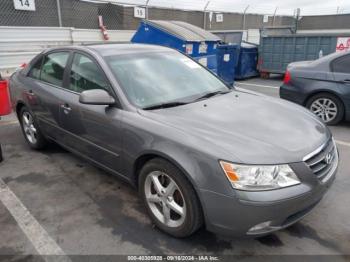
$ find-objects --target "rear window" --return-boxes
[28,57,43,79]
[40,52,70,87]
[332,55,350,74]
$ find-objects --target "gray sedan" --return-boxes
[9,44,337,237]
[280,51,350,125]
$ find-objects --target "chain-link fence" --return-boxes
[0,0,296,30]
[1,0,350,31]
[0,0,126,29]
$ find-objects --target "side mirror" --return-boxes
[79,89,115,105]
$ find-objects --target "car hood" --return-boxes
[139,91,330,164]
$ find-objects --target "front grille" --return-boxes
[304,139,338,182]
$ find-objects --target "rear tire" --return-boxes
[139,158,203,238]
[19,106,47,150]
[306,93,344,125]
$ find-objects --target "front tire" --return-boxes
[139,158,203,238]
[306,93,344,125]
[19,106,47,150]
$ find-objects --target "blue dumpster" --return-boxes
[235,43,259,80]
[131,20,221,73]
[216,44,239,86]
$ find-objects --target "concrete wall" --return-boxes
[120,7,204,30]
[119,8,294,31]
[298,14,350,30]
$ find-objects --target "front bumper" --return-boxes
[200,161,337,237]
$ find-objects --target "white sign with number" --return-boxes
[216,13,223,23]
[14,0,35,11]
[263,15,269,23]
[134,7,146,19]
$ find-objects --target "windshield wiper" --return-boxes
[194,90,231,101]
[143,101,189,110]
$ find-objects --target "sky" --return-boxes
[93,0,350,15]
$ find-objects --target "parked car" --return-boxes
[280,51,350,125]
[9,44,338,238]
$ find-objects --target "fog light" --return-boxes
[248,221,272,233]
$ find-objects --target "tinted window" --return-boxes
[332,55,350,74]
[28,57,43,79]
[69,53,110,93]
[41,52,69,87]
[106,52,228,108]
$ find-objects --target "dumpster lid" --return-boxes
[146,20,221,42]
[241,42,257,48]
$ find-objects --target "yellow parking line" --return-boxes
[335,140,350,147]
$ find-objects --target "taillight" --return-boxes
[283,70,291,84]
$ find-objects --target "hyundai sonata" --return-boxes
[9,44,338,237]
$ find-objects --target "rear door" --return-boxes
[57,51,124,174]
[331,54,350,110]
[25,51,71,140]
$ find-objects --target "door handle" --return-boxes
[60,104,72,114]
[343,79,350,84]
[26,90,35,96]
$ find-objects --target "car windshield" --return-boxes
[105,51,229,109]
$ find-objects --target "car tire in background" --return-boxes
[139,158,203,238]
[306,93,345,125]
[19,106,48,150]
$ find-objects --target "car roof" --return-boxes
[42,43,177,57]
[312,50,350,65]
[85,43,176,56]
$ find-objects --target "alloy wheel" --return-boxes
[144,171,186,228]
[310,98,338,123]
[22,112,37,144]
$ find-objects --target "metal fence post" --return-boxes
[242,5,249,30]
[272,6,278,27]
[56,0,62,27]
[203,1,210,30]
[145,0,151,20]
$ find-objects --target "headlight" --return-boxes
[220,161,300,191]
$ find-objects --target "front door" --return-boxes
[57,52,123,174]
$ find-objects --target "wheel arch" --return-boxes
[133,150,206,226]
[133,150,197,190]
[15,100,27,119]
[303,90,345,109]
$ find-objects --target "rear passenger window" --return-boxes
[69,53,110,93]
[332,55,350,74]
[28,57,43,79]
[40,52,69,87]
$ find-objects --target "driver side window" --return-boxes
[69,53,111,93]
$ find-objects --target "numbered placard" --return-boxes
[13,0,35,11]
[216,14,223,23]
[134,7,146,19]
